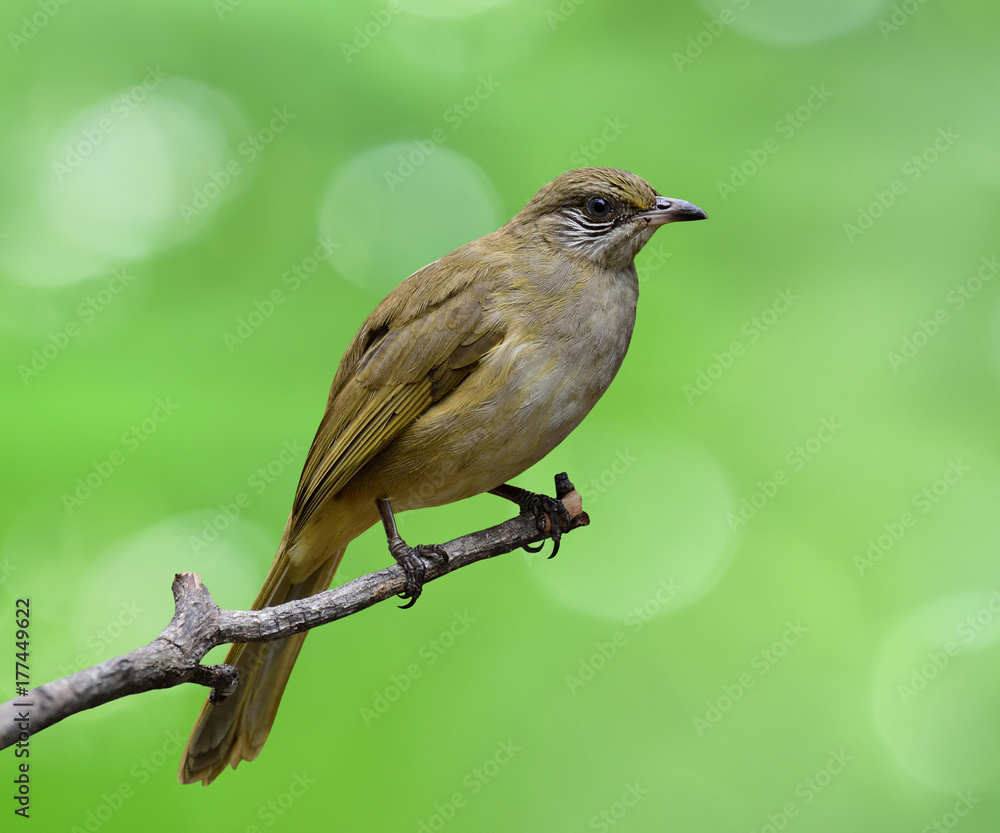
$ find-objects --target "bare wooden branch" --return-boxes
[0,477,588,750]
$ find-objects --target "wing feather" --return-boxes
[284,257,507,543]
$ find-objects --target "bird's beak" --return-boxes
[638,196,708,227]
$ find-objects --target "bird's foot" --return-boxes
[491,473,576,558]
[517,492,571,558]
[377,496,449,608]
[387,538,449,609]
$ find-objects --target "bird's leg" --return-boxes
[376,497,448,609]
[489,473,574,558]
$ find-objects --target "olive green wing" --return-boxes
[285,273,504,544]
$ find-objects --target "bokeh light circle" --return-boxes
[529,430,736,622]
[318,142,501,297]
[873,591,1000,790]
[0,78,250,288]
[699,0,889,45]
[70,513,273,669]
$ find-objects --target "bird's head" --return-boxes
[510,167,707,270]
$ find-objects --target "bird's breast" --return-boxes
[386,265,638,509]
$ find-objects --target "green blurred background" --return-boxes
[2,0,999,830]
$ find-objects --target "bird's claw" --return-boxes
[517,491,571,559]
[388,540,448,609]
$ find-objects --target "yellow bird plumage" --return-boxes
[178,167,706,784]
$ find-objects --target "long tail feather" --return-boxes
[177,548,344,785]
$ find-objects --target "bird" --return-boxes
[178,167,706,784]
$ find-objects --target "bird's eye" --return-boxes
[587,197,612,219]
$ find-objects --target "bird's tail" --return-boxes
[177,547,345,785]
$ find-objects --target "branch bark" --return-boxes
[0,475,588,750]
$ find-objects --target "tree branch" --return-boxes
[0,475,588,750]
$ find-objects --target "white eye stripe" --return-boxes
[567,209,613,232]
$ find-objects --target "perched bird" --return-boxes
[178,167,706,785]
